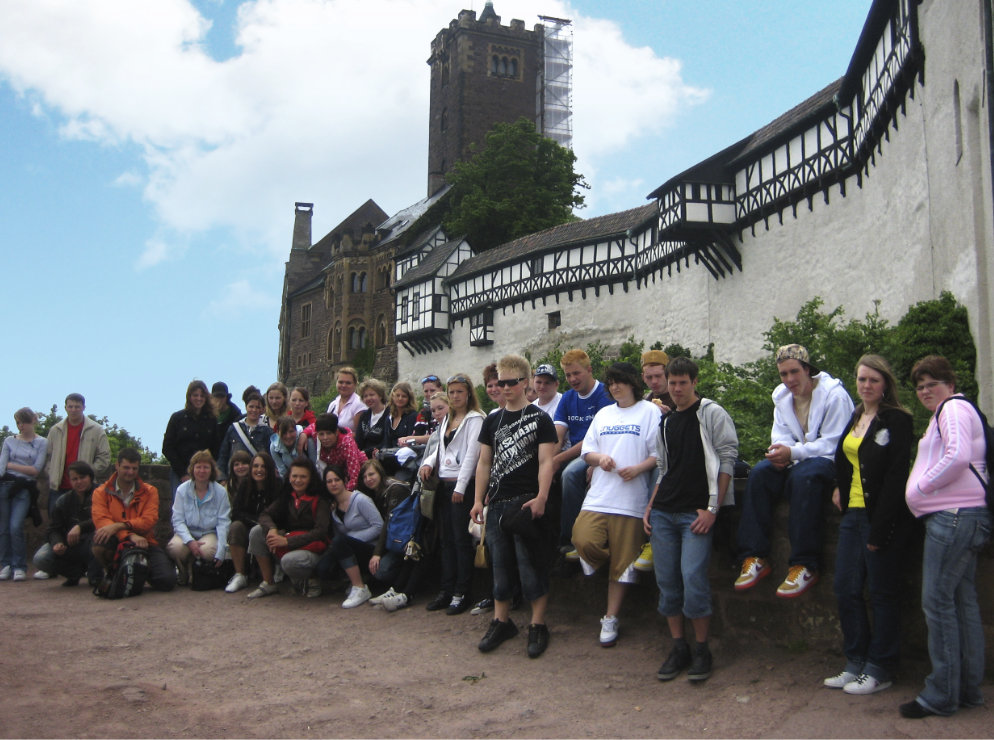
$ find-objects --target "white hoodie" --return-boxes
[770,371,854,462]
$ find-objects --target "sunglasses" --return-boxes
[420,375,441,384]
[496,377,528,388]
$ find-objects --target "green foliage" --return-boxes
[443,117,589,251]
[616,335,644,368]
[0,405,159,463]
[476,385,496,414]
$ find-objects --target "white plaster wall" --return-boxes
[400,1,993,407]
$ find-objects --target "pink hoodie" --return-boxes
[905,396,987,517]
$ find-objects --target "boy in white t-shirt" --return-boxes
[574,362,661,647]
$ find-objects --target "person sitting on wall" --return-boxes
[532,364,563,420]
[553,349,613,557]
[33,460,101,587]
[325,367,366,433]
[630,349,675,574]
[90,447,175,592]
[734,344,853,598]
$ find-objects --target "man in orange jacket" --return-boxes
[91,447,175,591]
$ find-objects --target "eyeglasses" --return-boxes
[915,380,946,393]
[420,375,440,384]
[496,377,528,388]
[447,374,471,385]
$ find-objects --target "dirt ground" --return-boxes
[1,576,991,739]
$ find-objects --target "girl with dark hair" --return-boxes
[899,355,991,719]
[216,394,273,480]
[825,354,914,696]
[246,457,329,599]
[225,452,281,593]
[163,380,218,494]
[289,387,316,428]
[224,450,254,503]
[315,463,383,607]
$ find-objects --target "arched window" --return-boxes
[491,55,499,75]
[509,58,518,78]
[376,315,386,346]
[498,57,507,76]
[333,322,342,361]
[348,322,367,351]
[360,272,367,292]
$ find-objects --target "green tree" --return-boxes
[0,405,160,463]
[443,117,588,251]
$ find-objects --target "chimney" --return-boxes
[292,202,313,251]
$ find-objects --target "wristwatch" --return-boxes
[706,505,719,515]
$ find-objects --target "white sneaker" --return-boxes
[843,674,892,695]
[247,581,279,599]
[369,587,395,606]
[342,584,371,608]
[33,570,51,580]
[224,573,248,593]
[824,670,859,689]
[382,591,409,612]
[599,615,619,647]
[12,569,27,582]
[0,566,11,580]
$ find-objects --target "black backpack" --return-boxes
[94,542,149,599]
[935,396,994,510]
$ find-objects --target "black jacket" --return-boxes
[47,488,95,547]
[834,406,915,549]
[162,409,219,478]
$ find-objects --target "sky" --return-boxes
[0,0,872,455]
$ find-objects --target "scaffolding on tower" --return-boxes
[537,15,573,150]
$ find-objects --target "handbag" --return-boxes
[473,506,488,568]
[191,557,235,591]
[418,438,442,520]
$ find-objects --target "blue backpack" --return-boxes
[385,490,422,555]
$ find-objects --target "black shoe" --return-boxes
[527,623,549,658]
[425,591,451,611]
[656,640,691,681]
[446,594,470,615]
[687,643,712,682]
[62,578,80,587]
[899,700,937,719]
[478,618,519,652]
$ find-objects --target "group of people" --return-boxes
[0,345,989,720]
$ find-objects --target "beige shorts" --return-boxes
[571,510,645,583]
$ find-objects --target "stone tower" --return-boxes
[426,1,543,196]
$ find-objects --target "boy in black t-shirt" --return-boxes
[471,354,559,658]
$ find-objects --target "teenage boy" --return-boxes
[91,448,175,592]
[532,364,563,419]
[471,355,559,658]
[574,362,660,647]
[42,393,110,522]
[33,461,100,586]
[553,349,613,553]
[735,344,853,597]
[645,357,738,682]
[632,349,675,572]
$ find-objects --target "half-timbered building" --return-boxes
[396,0,994,409]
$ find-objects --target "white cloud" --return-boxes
[136,238,172,270]
[0,0,708,257]
[203,277,278,320]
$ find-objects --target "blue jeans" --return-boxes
[316,535,374,577]
[917,507,991,715]
[486,497,549,603]
[736,457,836,570]
[650,509,713,619]
[833,509,907,681]
[559,457,589,547]
[0,482,31,569]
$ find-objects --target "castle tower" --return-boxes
[426,2,544,196]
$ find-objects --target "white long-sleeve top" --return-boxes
[422,410,485,495]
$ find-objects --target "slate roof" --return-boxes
[394,237,467,289]
[647,79,842,199]
[376,185,451,251]
[447,203,656,280]
[310,199,388,252]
